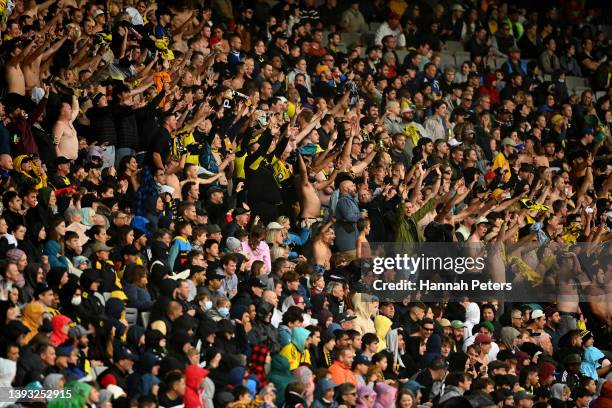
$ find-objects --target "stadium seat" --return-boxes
[141,311,151,328]
[361,32,375,47]
[492,58,505,69]
[454,51,471,65]
[544,74,551,82]
[566,76,587,90]
[445,41,464,53]
[91,366,107,379]
[342,32,362,48]
[573,86,592,96]
[440,52,456,69]
[396,50,410,64]
[126,307,138,326]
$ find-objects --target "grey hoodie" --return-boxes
[439,385,464,404]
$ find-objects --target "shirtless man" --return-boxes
[586,266,612,340]
[556,251,581,337]
[312,218,335,272]
[5,39,35,96]
[52,95,80,160]
[296,153,337,227]
[22,17,67,92]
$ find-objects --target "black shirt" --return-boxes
[158,392,184,408]
[148,127,172,170]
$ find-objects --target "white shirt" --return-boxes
[375,22,406,47]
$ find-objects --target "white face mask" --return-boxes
[204,300,213,310]
[71,296,82,306]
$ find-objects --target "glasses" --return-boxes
[423,327,435,332]
[345,392,357,396]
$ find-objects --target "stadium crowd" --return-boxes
[0,0,611,407]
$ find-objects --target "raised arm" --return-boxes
[70,95,79,122]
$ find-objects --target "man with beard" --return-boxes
[586,267,611,346]
[333,179,361,258]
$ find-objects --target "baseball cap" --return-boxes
[54,156,72,167]
[91,242,112,253]
[207,186,224,196]
[439,318,451,328]
[338,313,357,324]
[353,354,372,366]
[531,309,545,320]
[205,224,222,234]
[475,334,493,344]
[563,353,582,364]
[248,277,267,288]
[114,348,139,362]
[56,345,73,357]
[403,380,425,394]
[476,217,490,225]
[207,271,225,281]
[451,320,465,329]
[233,208,249,216]
[514,391,533,401]
[501,138,517,147]
[69,325,93,338]
[33,282,53,297]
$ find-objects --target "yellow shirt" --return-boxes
[492,152,511,182]
[279,343,311,371]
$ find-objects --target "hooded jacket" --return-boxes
[184,364,210,408]
[0,358,16,390]
[581,346,605,380]
[373,382,397,408]
[352,293,376,336]
[439,385,464,405]
[126,352,161,400]
[268,355,296,407]
[50,314,72,346]
[248,301,280,354]
[386,328,406,371]
[356,385,377,408]
[375,314,393,352]
[22,301,46,344]
[280,327,312,370]
[43,240,69,270]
